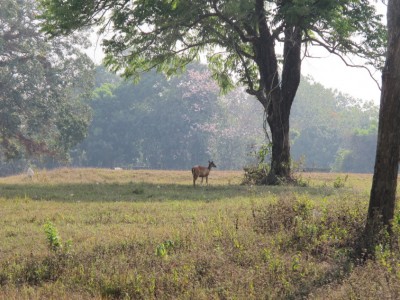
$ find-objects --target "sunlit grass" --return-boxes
[0,168,243,185]
[0,168,399,299]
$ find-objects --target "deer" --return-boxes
[191,161,217,187]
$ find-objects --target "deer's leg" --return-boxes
[206,176,208,185]
[193,175,198,187]
[201,177,204,185]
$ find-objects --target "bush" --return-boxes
[242,164,269,185]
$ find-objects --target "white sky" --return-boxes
[302,53,382,104]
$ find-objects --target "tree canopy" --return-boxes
[39,0,386,81]
[0,0,95,160]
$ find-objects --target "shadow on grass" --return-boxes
[0,181,351,202]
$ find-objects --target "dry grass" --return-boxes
[0,168,243,185]
[0,168,399,299]
[299,172,374,193]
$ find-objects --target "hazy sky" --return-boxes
[302,53,382,105]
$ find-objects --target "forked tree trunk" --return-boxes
[248,1,302,185]
[256,26,302,185]
[366,0,400,244]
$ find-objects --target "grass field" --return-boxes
[0,168,399,299]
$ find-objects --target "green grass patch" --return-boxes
[0,168,400,299]
[0,181,346,202]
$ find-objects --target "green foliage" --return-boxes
[334,123,378,173]
[39,0,386,89]
[291,79,379,172]
[242,143,271,185]
[257,143,272,164]
[44,221,72,254]
[156,240,175,258]
[333,175,348,189]
[44,221,62,252]
[243,144,310,186]
[0,0,94,160]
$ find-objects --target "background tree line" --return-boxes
[69,64,378,173]
[0,56,378,175]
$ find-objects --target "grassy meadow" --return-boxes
[1,168,400,299]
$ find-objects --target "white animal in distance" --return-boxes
[27,167,34,179]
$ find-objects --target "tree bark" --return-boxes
[265,106,291,184]
[257,25,302,185]
[366,0,400,241]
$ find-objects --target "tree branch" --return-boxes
[210,0,257,43]
[304,35,382,90]
[234,43,255,92]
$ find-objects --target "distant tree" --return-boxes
[39,0,386,184]
[366,0,400,247]
[74,65,268,170]
[333,123,377,173]
[74,67,380,172]
[94,65,121,88]
[0,0,94,160]
[209,88,265,169]
[291,78,379,171]
[292,125,340,170]
[76,65,219,169]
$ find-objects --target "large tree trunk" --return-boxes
[366,0,400,244]
[261,26,302,185]
[250,1,302,185]
[264,104,291,184]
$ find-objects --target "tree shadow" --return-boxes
[0,182,243,202]
[0,181,355,202]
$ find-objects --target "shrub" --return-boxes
[333,175,348,188]
[44,221,63,252]
[44,221,73,254]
